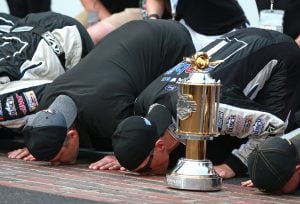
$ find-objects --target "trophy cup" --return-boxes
[166,52,223,191]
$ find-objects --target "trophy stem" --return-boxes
[186,140,206,160]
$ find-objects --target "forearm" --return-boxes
[80,0,111,19]
[218,101,286,175]
[145,0,165,18]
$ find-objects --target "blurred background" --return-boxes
[0,0,260,26]
[0,0,84,17]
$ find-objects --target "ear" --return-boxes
[154,139,165,152]
[67,129,79,140]
[295,35,300,47]
[296,165,300,172]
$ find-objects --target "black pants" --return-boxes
[6,0,51,18]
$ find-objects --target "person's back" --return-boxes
[132,27,300,176]
[36,20,195,151]
[0,12,18,35]
[0,12,93,82]
[135,28,299,121]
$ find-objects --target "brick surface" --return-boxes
[0,153,299,203]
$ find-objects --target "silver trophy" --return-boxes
[166,52,223,191]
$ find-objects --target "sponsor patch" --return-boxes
[161,77,171,82]
[233,115,244,134]
[243,117,253,133]
[42,31,64,56]
[184,65,193,73]
[168,122,177,135]
[217,111,224,129]
[23,91,38,112]
[5,96,17,117]
[266,123,276,134]
[16,94,27,115]
[170,78,178,83]
[165,84,178,92]
[226,115,236,133]
[206,67,214,73]
[252,118,265,136]
[165,62,190,75]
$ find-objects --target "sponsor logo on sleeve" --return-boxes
[224,114,251,135]
[168,122,177,135]
[266,123,276,134]
[23,91,38,112]
[217,111,224,130]
[184,65,193,73]
[226,115,236,133]
[165,62,190,75]
[161,77,171,82]
[165,84,178,92]
[242,117,253,133]
[5,96,17,117]
[170,78,178,83]
[16,94,27,115]
[42,31,64,56]
[252,118,265,136]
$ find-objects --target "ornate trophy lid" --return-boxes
[178,52,223,85]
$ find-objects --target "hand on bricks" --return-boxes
[88,155,126,171]
[214,164,236,179]
[241,180,255,188]
[7,147,36,161]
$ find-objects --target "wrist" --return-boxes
[225,154,248,176]
[147,14,160,19]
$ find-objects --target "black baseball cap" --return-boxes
[113,104,172,171]
[248,137,298,192]
[283,0,300,39]
[23,95,77,161]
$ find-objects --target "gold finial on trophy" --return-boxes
[184,52,224,71]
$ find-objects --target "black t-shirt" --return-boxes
[100,0,140,14]
[176,0,248,35]
[135,28,300,173]
[38,20,195,151]
[256,0,289,11]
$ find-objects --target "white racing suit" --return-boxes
[218,103,285,166]
[0,12,93,133]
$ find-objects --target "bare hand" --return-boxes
[241,179,255,187]
[214,164,236,179]
[89,155,126,171]
[7,147,36,161]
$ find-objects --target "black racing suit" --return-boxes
[134,27,300,175]
[0,12,19,35]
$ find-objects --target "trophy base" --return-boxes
[166,158,222,191]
